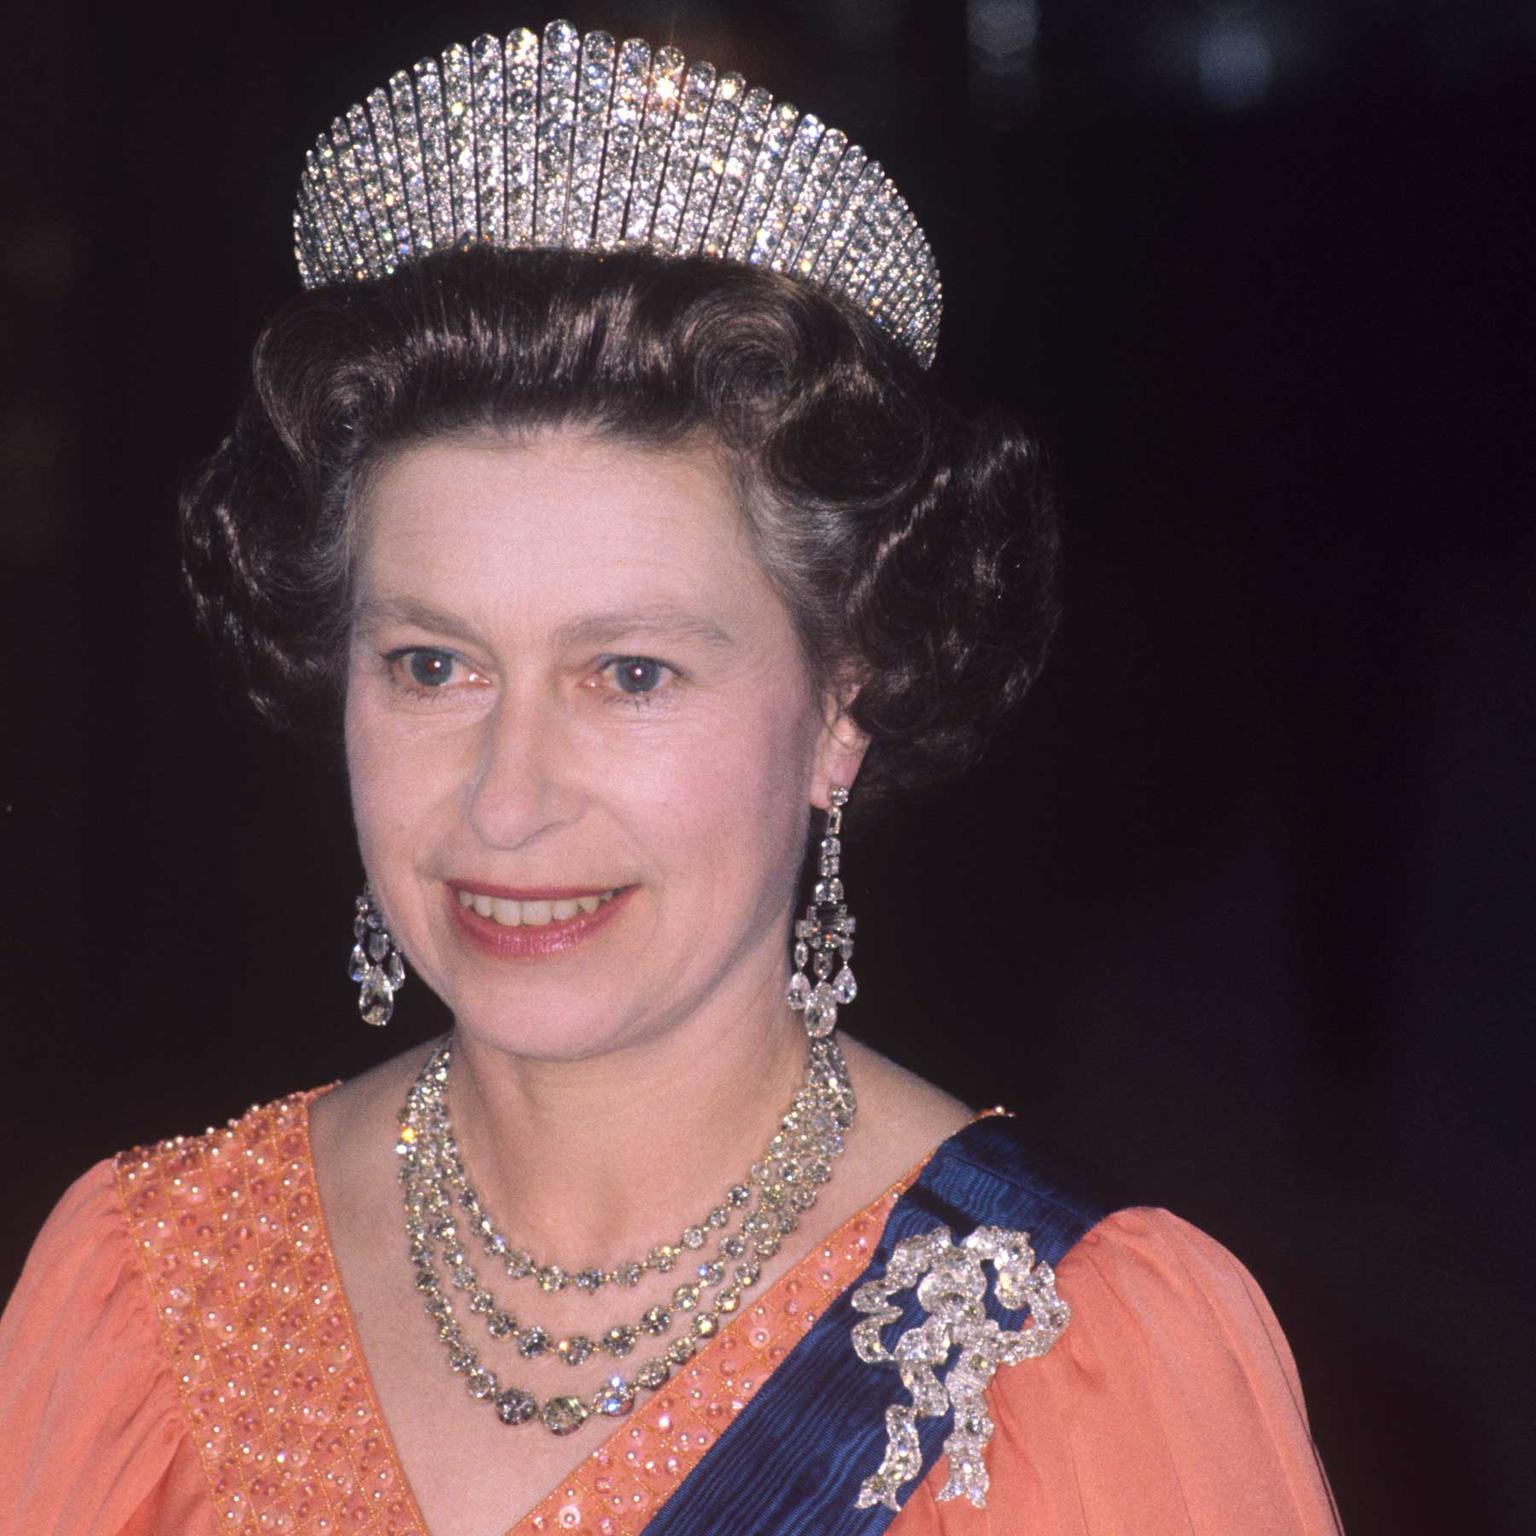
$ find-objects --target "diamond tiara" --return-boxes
[293,19,941,366]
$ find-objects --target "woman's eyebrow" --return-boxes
[352,596,736,651]
[552,606,737,651]
[351,596,482,644]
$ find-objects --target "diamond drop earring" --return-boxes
[787,785,858,1038]
[350,888,406,1027]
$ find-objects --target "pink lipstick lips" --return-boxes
[446,881,635,958]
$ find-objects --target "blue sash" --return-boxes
[644,1114,1106,1534]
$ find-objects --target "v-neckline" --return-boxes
[297,1084,979,1536]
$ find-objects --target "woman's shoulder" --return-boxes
[914,1110,1304,1363]
[884,1116,1343,1531]
[0,1134,236,1532]
[5,1077,323,1312]
[0,1080,369,1534]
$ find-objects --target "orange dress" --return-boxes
[0,1089,1341,1535]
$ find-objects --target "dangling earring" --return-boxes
[787,785,858,1038]
[350,887,406,1026]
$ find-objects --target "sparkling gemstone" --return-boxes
[786,972,811,1010]
[592,1376,636,1417]
[804,986,838,1039]
[728,1184,751,1207]
[358,972,394,1026]
[673,1283,701,1311]
[574,1268,604,1293]
[697,1259,725,1284]
[518,1327,549,1358]
[348,944,369,982]
[639,1305,670,1335]
[665,1337,696,1366]
[496,1387,537,1425]
[616,1262,644,1286]
[542,1395,590,1435]
[681,1226,705,1249]
[634,1358,670,1391]
[488,1310,516,1337]
[692,1313,719,1338]
[707,1205,729,1228]
[367,929,391,962]
[557,1335,594,1366]
[793,941,809,968]
[536,1266,566,1292]
[601,1325,636,1357]
[649,1245,679,1272]
[833,964,858,1004]
[466,1368,496,1399]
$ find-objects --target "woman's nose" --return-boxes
[462,693,582,851]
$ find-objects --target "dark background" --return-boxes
[3,1,1533,1531]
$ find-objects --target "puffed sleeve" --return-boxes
[893,1207,1343,1534]
[0,1160,215,1536]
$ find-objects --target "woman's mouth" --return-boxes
[454,887,621,926]
[446,882,634,958]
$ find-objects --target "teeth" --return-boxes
[457,887,620,927]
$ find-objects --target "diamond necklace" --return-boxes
[429,1081,759,1298]
[410,1074,747,1368]
[397,1033,856,1435]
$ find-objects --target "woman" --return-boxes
[0,21,1341,1535]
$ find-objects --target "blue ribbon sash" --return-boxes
[643,1115,1105,1534]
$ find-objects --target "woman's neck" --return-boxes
[442,969,809,1270]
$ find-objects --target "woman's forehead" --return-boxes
[352,426,781,639]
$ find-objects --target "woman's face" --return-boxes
[344,425,865,1060]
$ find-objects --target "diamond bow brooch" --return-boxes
[849,1224,1070,1510]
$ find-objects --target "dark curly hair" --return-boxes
[180,244,1059,809]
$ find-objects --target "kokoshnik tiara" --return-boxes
[293,19,941,365]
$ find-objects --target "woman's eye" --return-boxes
[387,648,470,691]
[601,656,675,700]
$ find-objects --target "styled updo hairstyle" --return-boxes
[180,244,1059,810]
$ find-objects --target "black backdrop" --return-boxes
[3,2,1534,1532]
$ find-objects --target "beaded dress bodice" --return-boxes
[115,1088,902,1536]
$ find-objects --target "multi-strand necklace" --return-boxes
[396,1033,856,1435]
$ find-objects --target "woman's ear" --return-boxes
[810,675,869,809]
